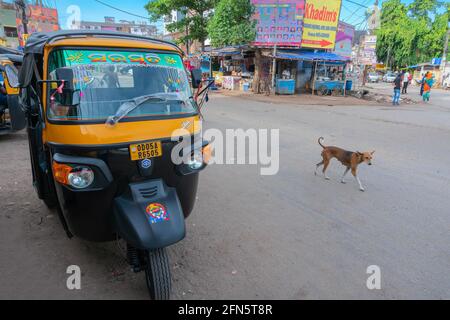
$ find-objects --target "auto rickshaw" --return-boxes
[0,54,26,135]
[16,31,212,299]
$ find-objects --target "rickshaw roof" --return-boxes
[0,54,23,65]
[24,30,183,55]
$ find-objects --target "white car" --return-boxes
[367,73,380,83]
[383,72,397,83]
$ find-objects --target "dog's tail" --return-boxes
[318,137,326,149]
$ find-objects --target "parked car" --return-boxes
[367,72,380,83]
[383,72,397,83]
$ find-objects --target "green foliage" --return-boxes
[376,0,449,68]
[207,0,256,48]
[145,0,217,49]
[408,0,440,20]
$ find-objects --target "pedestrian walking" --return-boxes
[402,70,410,94]
[102,66,120,88]
[422,72,435,102]
[420,73,427,96]
[392,73,402,106]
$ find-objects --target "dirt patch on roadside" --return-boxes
[213,89,379,106]
[362,91,417,105]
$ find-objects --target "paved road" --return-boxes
[1,93,449,299]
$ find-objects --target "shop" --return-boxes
[184,53,211,77]
[267,50,351,95]
[210,46,255,92]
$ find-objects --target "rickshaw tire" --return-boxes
[43,196,57,209]
[43,175,58,209]
[145,248,171,300]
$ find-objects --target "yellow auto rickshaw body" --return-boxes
[20,31,210,299]
[0,56,20,95]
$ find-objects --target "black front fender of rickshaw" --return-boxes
[113,179,186,250]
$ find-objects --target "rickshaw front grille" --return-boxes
[139,186,158,198]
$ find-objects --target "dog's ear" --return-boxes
[371,150,375,155]
[356,151,363,156]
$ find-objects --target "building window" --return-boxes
[4,27,18,38]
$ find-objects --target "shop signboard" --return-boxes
[301,0,342,49]
[333,21,354,59]
[252,0,306,47]
[359,35,377,65]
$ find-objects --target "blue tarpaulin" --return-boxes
[273,50,349,63]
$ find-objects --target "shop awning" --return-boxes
[211,45,250,57]
[272,50,350,62]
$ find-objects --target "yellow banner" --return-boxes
[302,0,342,49]
[22,34,29,44]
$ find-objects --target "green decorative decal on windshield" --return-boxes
[62,50,184,69]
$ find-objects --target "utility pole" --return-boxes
[15,0,28,37]
[440,28,449,86]
[271,0,279,90]
[185,23,190,55]
[441,29,449,67]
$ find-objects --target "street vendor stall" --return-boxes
[313,61,347,96]
[269,50,350,95]
[210,46,255,91]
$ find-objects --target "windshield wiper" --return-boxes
[105,92,184,126]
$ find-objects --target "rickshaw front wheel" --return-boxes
[144,248,171,300]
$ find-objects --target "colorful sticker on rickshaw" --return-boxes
[145,203,170,224]
[61,50,183,69]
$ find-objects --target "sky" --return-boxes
[53,0,160,29]
[7,0,419,32]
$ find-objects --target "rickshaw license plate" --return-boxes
[129,141,162,161]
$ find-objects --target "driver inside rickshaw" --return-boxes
[47,49,196,123]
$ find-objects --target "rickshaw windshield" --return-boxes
[47,49,196,122]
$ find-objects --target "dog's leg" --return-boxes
[322,160,331,180]
[341,167,350,184]
[315,161,324,176]
[352,168,365,192]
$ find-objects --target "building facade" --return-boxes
[0,1,18,48]
[78,17,158,37]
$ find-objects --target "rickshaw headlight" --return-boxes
[187,152,204,170]
[202,144,212,164]
[67,167,95,189]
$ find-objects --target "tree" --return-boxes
[376,0,410,67]
[408,0,440,21]
[145,0,217,52]
[207,0,256,48]
[376,0,448,68]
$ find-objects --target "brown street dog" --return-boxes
[315,137,375,192]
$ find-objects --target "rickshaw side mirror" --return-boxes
[4,65,20,88]
[191,69,202,89]
[55,67,74,90]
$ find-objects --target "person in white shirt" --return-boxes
[402,71,410,94]
[282,69,291,79]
